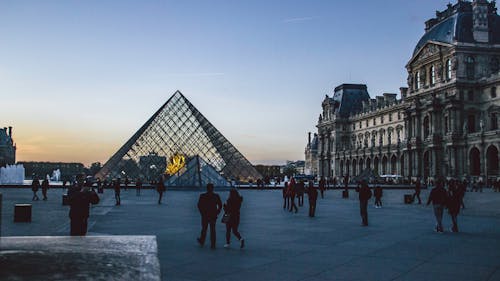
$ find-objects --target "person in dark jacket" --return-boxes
[307,182,318,217]
[223,189,245,249]
[413,179,422,204]
[113,178,121,205]
[358,180,372,226]
[374,185,383,208]
[297,180,305,206]
[288,177,298,213]
[197,183,222,249]
[426,179,448,233]
[447,181,461,232]
[156,176,166,204]
[31,177,40,201]
[136,178,142,196]
[41,177,50,200]
[68,176,100,236]
[319,176,326,198]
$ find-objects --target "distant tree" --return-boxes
[283,166,298,177]
[89,162,102,176]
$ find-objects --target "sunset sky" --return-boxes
[1,0,452,166]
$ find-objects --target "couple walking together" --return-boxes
[197,183,245,249]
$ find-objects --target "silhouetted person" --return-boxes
[297,180,305,206]
[223,189,245,249]
[113,178,121,205]
[307,183,318,217]
[156,177,166,204]
[358,180,372,226]
[374,185,383,208]
[124,176,130,191]
[136,178,142,196]
[68,176,99,236]
[447,183,461,232]
[197,183,222,249]
[426,180,448,233]
[96,178,103,193]
[413,179,422,204]
[289,178,298,213]
[31,177,40,201]
[283,182,290,209]
[41,178,49,200]
[319,176,326,198]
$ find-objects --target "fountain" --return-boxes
[0,164,25,185]
[50,169,61,182]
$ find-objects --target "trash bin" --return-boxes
[404,194,413,204]
[14,204,32,222]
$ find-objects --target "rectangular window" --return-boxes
[373,119,376,126]
[389,113,393,122]
[431,65,436,85]
[468,114,476,133]
[365,120,368,127]
[491,87,497,98]
[359,122,362,129]
[491,113,498,130]
[380,116,384,124]
[468,90,474,101]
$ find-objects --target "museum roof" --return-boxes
[331,84,370,118]
[413,1,500,56]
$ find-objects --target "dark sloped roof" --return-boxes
[332,84,370,118]
[413,5,500,56]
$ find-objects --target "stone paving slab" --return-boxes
[1,187,500,281]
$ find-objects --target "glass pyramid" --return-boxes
[165,155,231,188]
[96,91,262,183]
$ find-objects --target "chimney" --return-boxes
[472,0,490,43]
[8,126,12,138]
[308,132,311,145]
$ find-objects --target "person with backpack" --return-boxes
[358,180,372,226]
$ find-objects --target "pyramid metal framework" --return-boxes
[96,91,262,183]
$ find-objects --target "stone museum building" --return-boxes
[0,126,16,167]
[305,0,500,182]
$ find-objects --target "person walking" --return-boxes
[447,182,461,232]
[156,176,166,204]
[136,178,142,196]
[358,180,372,226]
[426,179,448,233]
[282,182,290,209]
[297,180,305,207]
[374,185,383,208]
[68,175,100,236]
[113,178,121,206]
[124,176,129,191]
[413,179,422,204]
[197,183,222,249]
[319,176,326,198]
[289,177,298,213]
[307,182,318,217]
[31,177,40,201]
[223,189,245,249]
[41,177,50,200]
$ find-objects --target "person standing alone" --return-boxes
[358,180,372,226]
[197,183,222,249]
[113,178,121,206]
[41,177,50,200]
[156,176,166,204]
[307,182,318,217]
[31,176,40,201]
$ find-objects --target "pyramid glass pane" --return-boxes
[96,91,262,184]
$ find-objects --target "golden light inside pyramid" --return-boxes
[166,154,186,175]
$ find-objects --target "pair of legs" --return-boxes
[283,196,290,209]
[412,192,421,204]
[32,191,39,201]
[360,200,368,226]
[198,217,216,248]
[289,196,298,213]
[42,190,48,200]
[374,197,382,207]
[433,204,444,232]
[225,219,244,248]
[115,193,121,205]
[158,191,164,204]
[320,189,324,199]
[70,217,88,236]
[450,213,459,232]
[308,200,316,217]
[298,194,304,206]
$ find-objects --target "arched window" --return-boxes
[430,65,436,85]
[466,56,475,79]
[446,59,452,80]
[423,116,430,138]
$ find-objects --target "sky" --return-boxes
[0,0,454,166]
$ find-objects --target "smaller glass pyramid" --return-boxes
[96,91,262,184]
[165,155,230,188]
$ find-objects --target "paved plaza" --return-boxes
[1,186,500,281]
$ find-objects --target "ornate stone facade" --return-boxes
[306,0,500,183]
[0,126,16,167]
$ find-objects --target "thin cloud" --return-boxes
[282,16,315,23]
[165,72,225,77]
